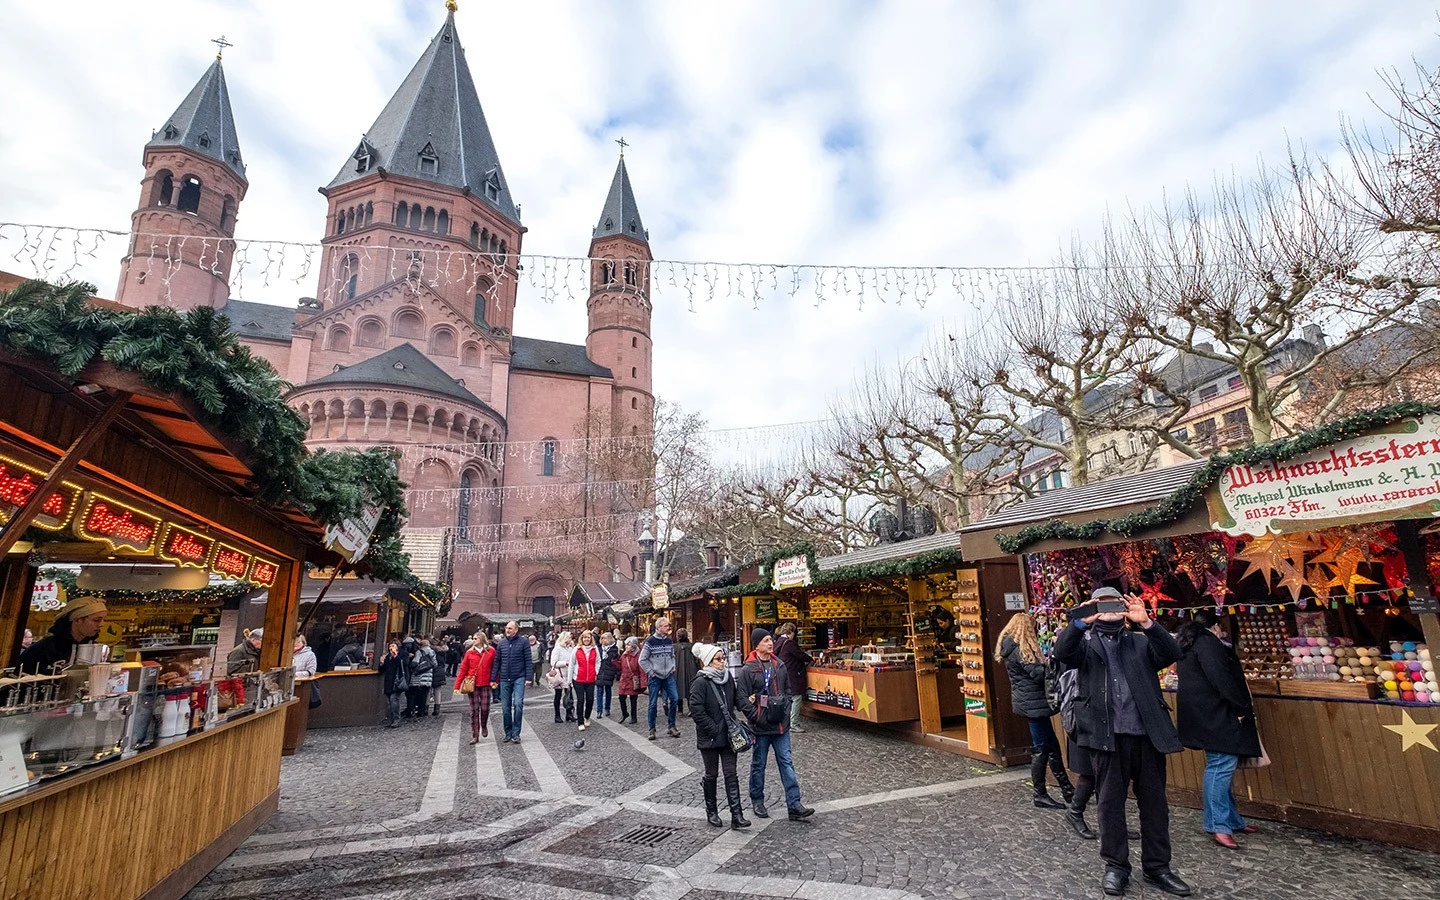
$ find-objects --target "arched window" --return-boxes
[542,439,556,477]
[499,241,507,259]
[408,205,422,229]
[457,470,473,535]
[364,201,373,226]
[489,235,499,254]
[632,336,638,348]
[346,208,355,232]
[470,222,480,246]
[600,262,613,284]
[357,317,384,347]
[631,397,638,409]
[437,210,449,235]
[326,326,350,352]
[429,326,457,356]
[220,195,235,231]
[461,342,481,367]
[423,207,436,232]
[395,201,408,227]
[154,170,174,207]
[624,262,636,286]
[394,309,424,339]
[176,175,202,214]
[631,367,637,378]
[473,293,486,325]
[339,253,359,302]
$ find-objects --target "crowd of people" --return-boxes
[997,587,1266,898]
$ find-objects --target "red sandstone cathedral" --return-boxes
[110,7,653,618]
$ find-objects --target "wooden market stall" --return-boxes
[0,350,326,899]
[721,541,1031,764]
[961,406,1440,852]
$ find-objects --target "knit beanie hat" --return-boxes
[691,642,723,666]
[750,627,771,648]
[59,596,107,620]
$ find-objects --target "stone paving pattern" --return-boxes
[189,694,1440,900]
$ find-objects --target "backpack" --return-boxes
[1055,665,1081,735]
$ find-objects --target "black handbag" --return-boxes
[308,681,322,709]
[707,680,755,753]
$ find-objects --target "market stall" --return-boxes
[961,404,1440,852]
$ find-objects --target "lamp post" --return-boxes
[638,516,656,585]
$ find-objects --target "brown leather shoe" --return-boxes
[1213,833,1239,849]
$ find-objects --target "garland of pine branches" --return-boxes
[0,279,419,587]
[713,542,969,597]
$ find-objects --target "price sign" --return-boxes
[158,524,214,568]
[75,493,160,553]
[30,577,64,612]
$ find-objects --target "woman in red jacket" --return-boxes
[617,635,648,725]
[455,632,496,743]
[572,629,601,731]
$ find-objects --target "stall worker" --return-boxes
[18,596,107,674]
[227,627,263,674]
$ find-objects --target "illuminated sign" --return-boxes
[346,612,379,624]
[75,492,160,553]
[0,456,81,531]
[247,557,279,587]
[158,523,214,569]
[211,544,252,580]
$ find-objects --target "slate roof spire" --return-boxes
[147,58,246,181]
[327,8,520,224]
[593,155,647,243]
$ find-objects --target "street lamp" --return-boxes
[638,517,656,585]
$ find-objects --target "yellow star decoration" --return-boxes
[1234,533,1294,588]
[1325,546,1379,598]
[1384,710,1439,753]
[854,684,875,718]
[1275,561,1310,604]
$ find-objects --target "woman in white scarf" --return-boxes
[549,631,576,723]
[688,642,757,830]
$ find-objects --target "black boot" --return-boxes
[703,777,724,827]
[751,798,769,819]
[1050,756,1075,805]
[1034,791,1065,810]
[724,775,751,828]
[1031,755,1063,808]
[1067,807,1097,839]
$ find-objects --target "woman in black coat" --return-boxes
[688,642,757,830]
[379,642,409,728]
[595,633,621,718]
[1177,609,1262,848]
[996,612,1073,809]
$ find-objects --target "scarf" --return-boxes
[1094,618,1126,636]
[699,664,730,683]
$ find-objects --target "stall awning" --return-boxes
[569,581,650,609]
[669,565,741,601]
[300,577,405,604]
[814,531,962,572]
[960,459,1211,559]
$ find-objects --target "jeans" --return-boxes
[1203,751,1247,835]
[648,675,678,729]
[499,678,526,739]
[750,731,803,810]
[385,691,402,725]
[701,746,738,779]
[789,695,803,729]
[597,684,612,715]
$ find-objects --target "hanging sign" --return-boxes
[753,596,779,622]
[650,583,669,610]
[247,557,280,587]
[158,523,214,569]
[75,492,160,553]
[324,505,384,563]
[211,544,252,580]
[346,612,379,625]
[771,555,813,591]
[30,576,64,612]
[1211,414,1440,536]
[0,455,81,531]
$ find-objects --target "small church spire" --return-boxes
[593,154,647,244]
[147,55,246,180]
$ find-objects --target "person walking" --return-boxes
[1177,609,1263,850]
[379,642,408,728]
[673,627,696,715]
[738,628,814,822]
[549,631,576,723]
[996,612,1073,809]
[596,631,620,718]
[408,638,440,717]
[493,621,533,744]
[1053,588,1191,898]
[455,631,496,743]
[774,622,813,733]
[640,617,680,740]
[689,641,756,830]
[618,636,648,724]
[573,630,600,730]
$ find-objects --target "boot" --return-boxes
[432,703,440,717]
[648,728,657,741]
[702,777,724,827]
[1067,807,1097,839]
[1050,756,1075,805]
[724,775,751,828]
[1031,755,1063,808]
[480,719,488,738]
[1034,790,1065,810]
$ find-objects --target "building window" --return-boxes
[1052,470,1063,489]
[457,471,473,535]
[542,439,556,476]
[437,210,449,234]
[632,336,638,348]
[176,175,202,214]
[473,294,486,325]
[198,132,211,149]
[155,170,174,207]
[1227,374,1243,390]
[1195,418,1218,443]
[470,222,480,246]
[395,200,408,227]
[418,143,439,176]
[601,262,614,284]
[631,367,637,378]
[631,397,638,410]
[1198,384,1220,401]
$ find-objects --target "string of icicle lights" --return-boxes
[2,222,1116,312]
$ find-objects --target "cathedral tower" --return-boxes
[115,55,247,310]
[586,154,654,441]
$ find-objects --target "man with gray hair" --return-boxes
[493,620,533,743]
[639,616,679,740]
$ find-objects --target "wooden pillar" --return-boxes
[908,577,943,735]
[0,557,36,670]
[259,560,302,669]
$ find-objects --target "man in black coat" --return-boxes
[1053,588,1191,898]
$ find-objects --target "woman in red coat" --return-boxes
[455,632,496,743]
[572,630,601,731]
[617,635,648,725]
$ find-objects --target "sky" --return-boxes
[1,0,1438,444]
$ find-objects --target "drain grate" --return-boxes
[611,824,680,847]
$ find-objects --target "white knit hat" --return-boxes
[691,642,724,666]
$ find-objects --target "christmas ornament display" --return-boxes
[1376,643,1437,704]
[1236,611,1291,680]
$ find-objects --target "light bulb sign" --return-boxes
[0,455,81,531]
[158,523,214,569]
[76,492,161,553]
[211,544,252,580]
[247,557,279,588]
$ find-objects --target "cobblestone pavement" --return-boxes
[189,694,1440,900]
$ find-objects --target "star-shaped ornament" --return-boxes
[1384,710,1438,753]
[1233,533,1295,588]
[1203,572,1230,606]
[1275,561,1310,604]
[1326,546,1379,598]
[854,684,875,718]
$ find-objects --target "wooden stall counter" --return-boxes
[0,701,293,900]
[803,665,920,724]
[306,669,386,729]
[1164,694,1440,853]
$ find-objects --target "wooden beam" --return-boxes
[0,390,131,558]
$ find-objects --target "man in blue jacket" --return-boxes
[492,621,533,743]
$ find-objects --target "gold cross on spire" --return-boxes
[211,35,233,59]
[616,136,629,157]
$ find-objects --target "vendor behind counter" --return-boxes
[16,596,107,674]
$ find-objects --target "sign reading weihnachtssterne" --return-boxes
[1209,414,1440,536]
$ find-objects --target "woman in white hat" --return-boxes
[688,641,757,830]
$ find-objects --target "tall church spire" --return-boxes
[147,58,246,182]
[326,8,518,223]
[593,155,647,244]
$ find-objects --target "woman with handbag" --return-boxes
[455,631,495,743]
[996,612,1073,810]
[689,642,756,829]
[617,636,648,724]
[595,632,621,718]
[379,642,408,728]
[572,630,600,731]
[1177,609,1263,850]
[549,631,576,724]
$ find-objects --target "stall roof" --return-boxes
[300,577,406,603]
[570,581,650,608]
[960,459,1210,559]
[814,531,961,572]
[669,565,741,600]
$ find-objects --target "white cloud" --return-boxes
[1,0,1436,436]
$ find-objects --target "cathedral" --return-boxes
[109,6,655,618]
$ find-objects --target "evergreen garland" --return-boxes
[713,542,967,597]
[0,279,416,584]
[994,400,1440,554]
